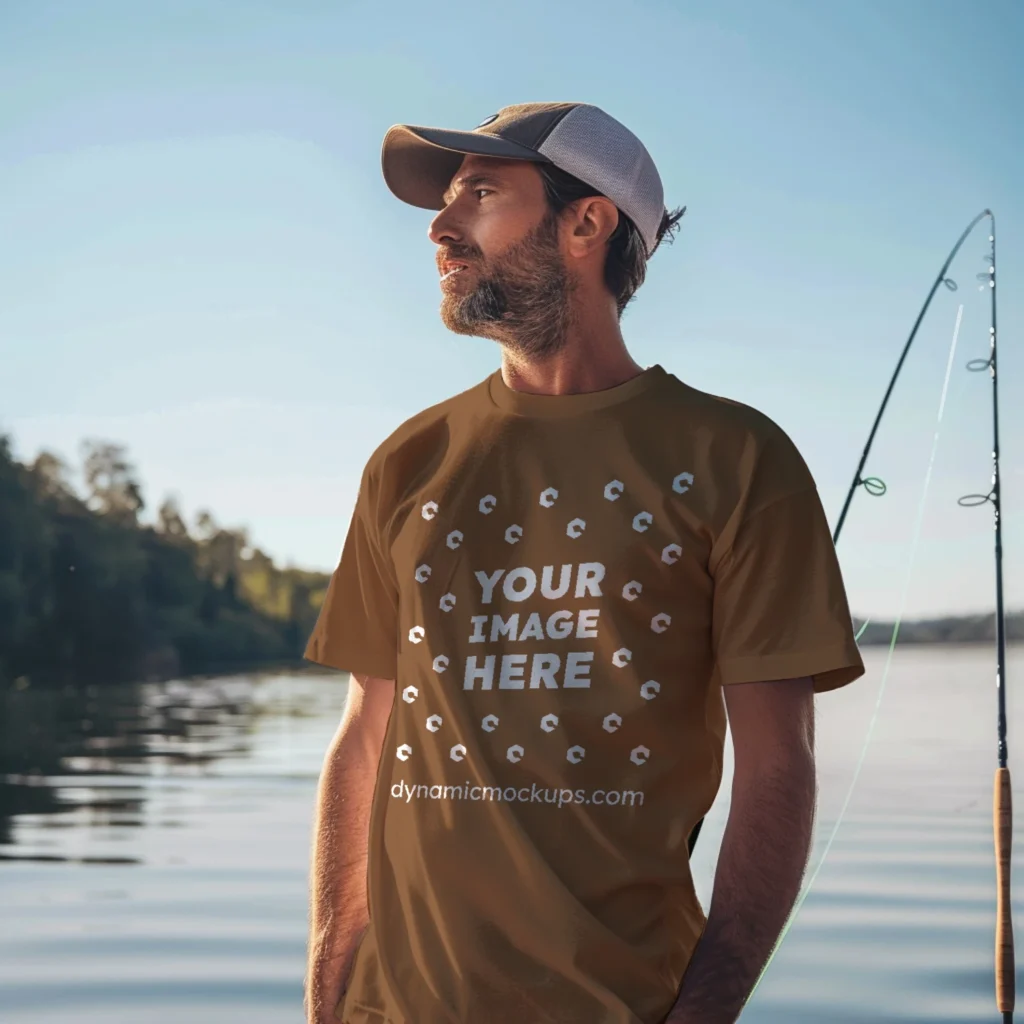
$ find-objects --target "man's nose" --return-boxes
[428,205,462,247]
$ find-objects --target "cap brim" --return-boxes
[381,124,549,211]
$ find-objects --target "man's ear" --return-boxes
[564,196,619,258]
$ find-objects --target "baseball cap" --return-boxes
[381,102,667,256]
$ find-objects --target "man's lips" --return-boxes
[438,257,473,280]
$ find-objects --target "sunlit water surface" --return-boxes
[2,644,1022,1023]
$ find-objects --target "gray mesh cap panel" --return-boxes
[537,104,665,255]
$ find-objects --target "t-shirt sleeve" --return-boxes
[304,469,399,680]
[711,438,865,694]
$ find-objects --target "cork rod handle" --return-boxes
[995,766,1015,1015]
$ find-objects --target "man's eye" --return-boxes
[474,188,493,199]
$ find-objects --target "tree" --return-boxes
[0,435,48,683]
[80,441,145,524]
[0,432,337,687]
[204,527,248,586]
[156,496,189,539]
[29,450,77,505]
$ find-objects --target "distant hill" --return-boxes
[853,611,1024,646]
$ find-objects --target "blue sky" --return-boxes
[1,0,1021,620]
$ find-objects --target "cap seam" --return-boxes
[530,104,580,150]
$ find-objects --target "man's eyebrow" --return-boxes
[441,174,501,206]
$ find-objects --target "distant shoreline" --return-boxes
[852,611,1023,646]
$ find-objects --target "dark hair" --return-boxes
[536,163,686,317]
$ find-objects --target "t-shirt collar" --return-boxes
[487,364,667,418]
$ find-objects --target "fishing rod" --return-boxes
[829,209,1012,1022]
[963,216,1012,1024]
[682,209,1011,1016]
[832,208,994,543]
[688,208,998,870]
[724,209,1011,1018]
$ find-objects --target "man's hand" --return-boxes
[305,949,347,1024]
[305,907,369,1023]
[666,676,816,1023]
[305,928,363,1024]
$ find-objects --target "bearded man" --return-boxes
[303,102,864,1024]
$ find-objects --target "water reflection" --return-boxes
[1,650,1022,1023]
[0,673,321,863]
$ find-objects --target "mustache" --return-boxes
[436,244,483,271]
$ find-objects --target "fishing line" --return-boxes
[844,304,977,647]
[747,302,965,1001]
[685,213,994,866]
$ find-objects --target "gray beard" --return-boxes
[439,216,578,360]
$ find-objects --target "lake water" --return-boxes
[2,643,1023,1023]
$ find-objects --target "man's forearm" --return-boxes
[668,752,816,1023]
[305,718,383,1022]
[308,745,375,949]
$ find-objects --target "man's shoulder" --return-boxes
[655,372,816,501]
[362,372,494,482]
[658,372,794,449]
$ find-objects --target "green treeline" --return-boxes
[0,434,330,689]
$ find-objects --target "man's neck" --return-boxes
[499,304,645,397]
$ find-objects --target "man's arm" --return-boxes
[667,676,816,1024]
[305,673,395,1024]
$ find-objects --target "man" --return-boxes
[304,102,864,1024]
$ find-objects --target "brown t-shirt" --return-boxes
[305,364,864,1024]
